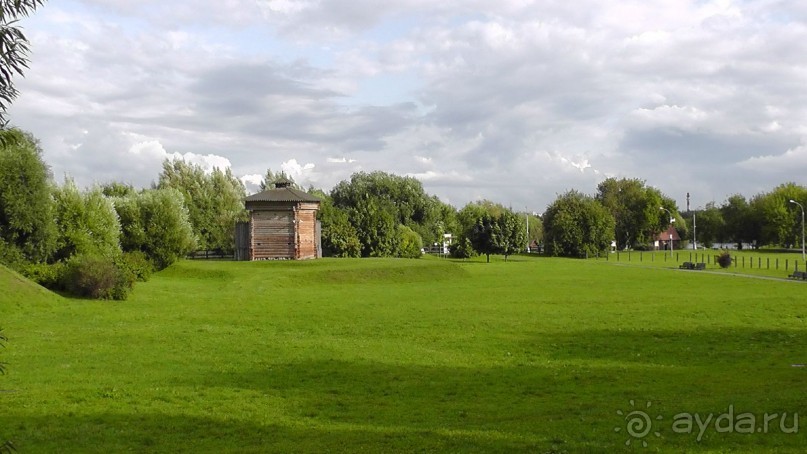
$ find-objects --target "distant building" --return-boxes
[654,226,681,251]
[235,178,321,260]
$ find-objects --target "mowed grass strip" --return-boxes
[1,256,805,452]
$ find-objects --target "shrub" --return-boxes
[21,261,67,290]
[396,225,423,259]
[116,251,153,282]
[717,251,732,268]
[62,255,133,300]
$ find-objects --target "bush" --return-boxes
[62,255,133,300]
[0,239,26,270]
[396,225,423,259]
[717,251,732,268]
[116,251,153,282]
[21,261,67,290]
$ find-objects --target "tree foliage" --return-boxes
[720,194,755,249]
[313,190,361,258]
[596,177,668,249]
[52,179,121,261]
[0,0,45,125]
[456,201,526,261]
[396,224,423,258]
[330,171,449,257]
[498,209,527,260]
[0,128,56,263]
[158,159,247,252]
[692,202,724,248]
[113,188,197,269]
[259,168,299,191]
[749,183,807,248]
[544,190,615,257]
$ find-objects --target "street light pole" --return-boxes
[789,199,805,261]
[660,207,675,257]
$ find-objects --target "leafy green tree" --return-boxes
[596,177,665,249]
[259,168,299,191]
[720,194,756,249]
[209,167,248,253]
[113,194,146,253]
[0,128,56,263]
[469,212,501,263]
[101,181,136,198]
[497,209,527,261]
[544,190,615,257]
[330,171,448,257]
[692,202,724,248]
[455,201,526,261]
[131,188,196,269]
[52,179,121,260]
[750,183,807,248]
[158,159,246,252]
[312,190,361,258]
[0,0,45,125]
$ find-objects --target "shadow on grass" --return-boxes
[6,328,806,452]
[0,411,554,453]
[534,327,807,368]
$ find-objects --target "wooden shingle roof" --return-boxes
[244,186,321,204]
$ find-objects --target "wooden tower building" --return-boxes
[239,178,321,260]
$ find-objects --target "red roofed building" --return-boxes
[654,226,681,251]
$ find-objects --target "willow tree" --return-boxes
[0,0,46,125]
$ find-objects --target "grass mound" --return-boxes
[0,264,62,306]
[310,258,468,285]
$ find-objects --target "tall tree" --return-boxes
[750,183,807,248]
[158,159,246,252]
[52,179,121,260]
[544,190,615,257]
[0,128,56,263]
[468,212,501,263]
[258,169,299,191]
[330,171,450,257]
[0,0,45,125]
[596,177,665,249]
[720,194,755,249]
[136,188,197,269]
[692,202,724,248]
[497,208,527,261]
[311,189,361,258]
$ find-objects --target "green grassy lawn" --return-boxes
[1,256,806,452]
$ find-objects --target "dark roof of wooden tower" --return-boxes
[244,181,321,204]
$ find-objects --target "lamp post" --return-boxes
[660,207,675,257]
[789,199,805,261]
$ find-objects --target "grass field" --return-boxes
[1,255,806,452]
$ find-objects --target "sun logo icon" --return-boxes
[615,400,663,447]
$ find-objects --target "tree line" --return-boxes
[0,129,246,299]
[3,127,806,299]
[543,177,807,256]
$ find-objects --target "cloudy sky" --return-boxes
[8,0,807,212]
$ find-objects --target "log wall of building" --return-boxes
[295,207,318,259]
[251,210,294,259]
